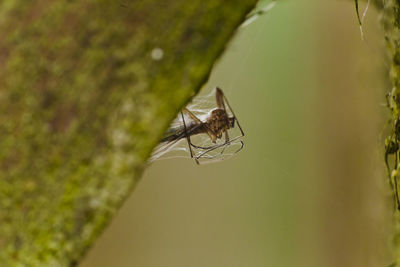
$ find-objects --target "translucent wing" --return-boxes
[149,112,198,162]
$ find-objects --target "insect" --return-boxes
[151,87,245,164]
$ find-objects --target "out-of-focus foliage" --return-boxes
[0,0,258,265]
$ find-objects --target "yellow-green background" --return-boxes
[81,0,389,266]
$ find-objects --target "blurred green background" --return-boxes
[81,0,390,266]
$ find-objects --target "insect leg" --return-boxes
[182,107,217,143]
[181,111,195,160]
[216,87,226,110]
[217,87,244,137]
[224,127,230,143]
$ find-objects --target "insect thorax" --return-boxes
[207,108,232,138]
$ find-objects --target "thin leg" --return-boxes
[225,130,230,143]
[181,111,194,160]
[182,108,202,123]
[216,87,232,135]
[196,138,244,159]
[216,87,226,110]
[216,87,244,137]
[182,108,216,143]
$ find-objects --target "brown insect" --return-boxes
[153,87,244,164]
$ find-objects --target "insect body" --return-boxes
[152,87,244,164]
[161,108,235,144]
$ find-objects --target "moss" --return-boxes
[0,0,258,265]
[380,0,400,264]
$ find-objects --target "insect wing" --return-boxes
[149,111,202,162]
[149,137,189,162]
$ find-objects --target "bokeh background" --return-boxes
[81,0,391,266]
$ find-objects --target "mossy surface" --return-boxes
[0,0,258,265]
[381,0,400,265]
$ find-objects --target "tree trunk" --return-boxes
[0,0,258,265]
